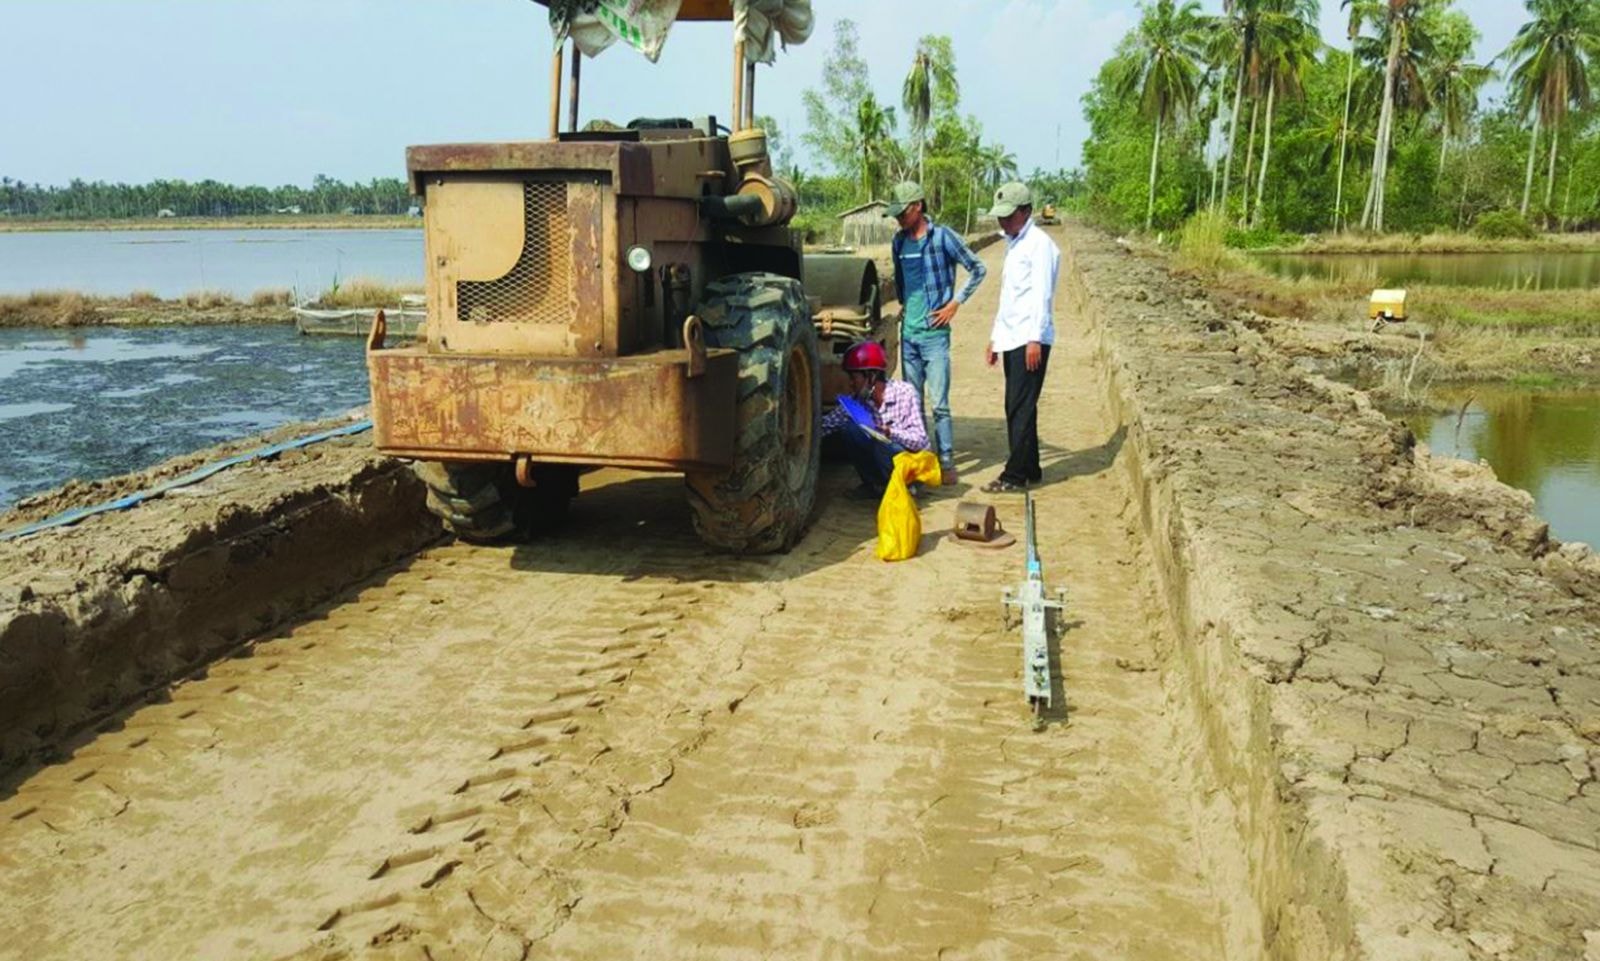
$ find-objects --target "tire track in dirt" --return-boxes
[295,232,1253,961]
[0,518,740,961]
[0,231,1257,961]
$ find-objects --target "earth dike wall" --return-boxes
[0,427,438,773]
[1064,222,1600,961]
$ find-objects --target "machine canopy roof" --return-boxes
[534,0,812,63]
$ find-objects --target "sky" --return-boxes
[0,0,1528,189]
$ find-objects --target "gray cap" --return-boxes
[886,181,925,217]
[989,181,1033,218]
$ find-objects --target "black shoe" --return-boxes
[981,478,1027,494]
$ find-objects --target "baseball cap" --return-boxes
[989,182,1033,218]
[887,181,925,217]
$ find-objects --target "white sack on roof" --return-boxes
[551,0,685,62]
[735,0,813,63]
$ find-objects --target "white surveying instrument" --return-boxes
[1002,492,1066,719]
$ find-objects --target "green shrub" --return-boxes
[1472,209,1537,240]
[1224,225,1297,249]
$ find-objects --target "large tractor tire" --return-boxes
[686,273,822,554]
[413,461,576,544]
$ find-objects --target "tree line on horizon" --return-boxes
[0,175,413,220]
[3,20,1083,236]
[1086,0,1600,238]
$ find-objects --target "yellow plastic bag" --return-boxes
[875,450,943,562]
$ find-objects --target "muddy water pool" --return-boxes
[0,325,369,510]
[1406,386,1600,547]
[1254,250,1600,289]
[0,229,422,299]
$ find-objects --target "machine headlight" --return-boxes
[626,245,653,273]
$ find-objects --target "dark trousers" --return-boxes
[829,421,905,494]
[1001,344,1050,485]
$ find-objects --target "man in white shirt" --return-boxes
[982,182,1061,494]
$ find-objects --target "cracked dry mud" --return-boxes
[2,225,1598,960]
[0,234,1247,960]
[1068,223,1600,960]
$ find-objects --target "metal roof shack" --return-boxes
[838,200,895,247]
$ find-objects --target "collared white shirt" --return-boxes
[989,219,1060,353]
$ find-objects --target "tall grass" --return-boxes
[1175,210,1234,274]
[314,276,423,308]
[181,289,237,309]
[0,290,99,325]
[250,288,293,307]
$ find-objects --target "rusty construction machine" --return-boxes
[365,0,891,553]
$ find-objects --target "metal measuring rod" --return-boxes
[1002,492,1067,718]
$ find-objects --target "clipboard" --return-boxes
[836,395,892,445]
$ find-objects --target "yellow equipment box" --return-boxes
[1369,288,1408,322]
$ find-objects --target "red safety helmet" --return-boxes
[842,341,888,373]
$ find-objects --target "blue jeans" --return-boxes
[833,421,904,494]
[901,333,953,465]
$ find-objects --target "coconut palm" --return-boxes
[902,37,959,185]
[1500,0,1600,219]
[1429,13,1495,177]
[1336,0,1383,230]
[963,142,1018,232]
[1218,0,1266,216]
[1249,0,1320,228]
[1113,0,1209,230]
[852,93,897,202]
[1361,0,1436,232]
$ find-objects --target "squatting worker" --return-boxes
[821,341,929,498]
[887,181,986,485]
[983,181,1060,494]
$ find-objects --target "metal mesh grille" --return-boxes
[457,182,571,325]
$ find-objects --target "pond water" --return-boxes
[0,325,370,510]
[0,228,423,300]
[1406,386,1600,548]
[1253,250,1600,289]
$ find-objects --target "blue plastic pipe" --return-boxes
[0,420,373,543]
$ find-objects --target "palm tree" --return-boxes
[964,142,1018,232]
[902,37,959,185]
[1336,0,1382,230]
[1218,0,1265,216]
[1429,14,1494,180]
[1249,0,1319,228]
[1113,0,1208,230]
[853,93,897,202]
[1361,0,1435,232]
[1501,0,1600,219]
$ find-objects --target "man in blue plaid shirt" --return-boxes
[888,181,987,483]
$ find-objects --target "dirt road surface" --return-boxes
[0,231,1256,960]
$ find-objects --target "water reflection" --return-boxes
[1254,251,1600,290]
[1408,386,1600,546]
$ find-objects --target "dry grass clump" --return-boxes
[250,288,293,307]
[128,289,162,306]
[0,290,100,326]
[317,276,423,308]
[181,289,237,309]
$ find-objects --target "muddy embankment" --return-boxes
[1068,221,1600,960]
[0,418,438,772]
